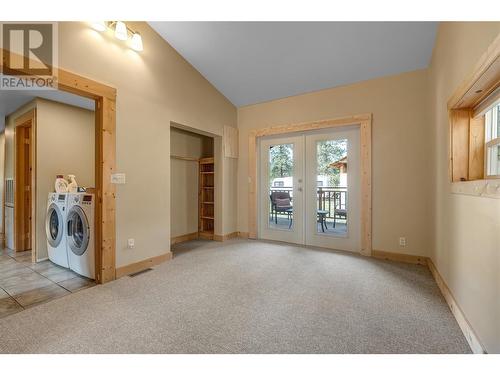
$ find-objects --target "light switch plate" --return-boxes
[111,173,126,184]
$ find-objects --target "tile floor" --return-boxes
[0,247,95,318]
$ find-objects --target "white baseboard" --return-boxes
[427,258,487,354]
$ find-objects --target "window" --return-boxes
[448,37,499,183]
[485,102,500,177]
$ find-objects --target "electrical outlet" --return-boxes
[399,237,406,247]
[127,238,135,249]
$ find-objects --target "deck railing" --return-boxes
[269,186,347,219]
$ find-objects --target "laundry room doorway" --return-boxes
[1,54,117,284]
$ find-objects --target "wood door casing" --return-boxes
[14,109,35,252]
[1,48,117,283]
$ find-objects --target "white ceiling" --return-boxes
[150,22,438,107]
[0,86,94,130]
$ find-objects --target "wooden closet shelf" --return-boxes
[199,156,215,236]
[170,155,198,162]
[199,157,214,164]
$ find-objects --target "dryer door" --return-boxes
[46,204,64,247]
[67,206,90,256]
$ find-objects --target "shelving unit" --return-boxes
[199,157,215,240]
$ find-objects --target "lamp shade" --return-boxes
[114,21,128,41]
[130,32,143,51]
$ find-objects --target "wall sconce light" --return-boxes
[90,21,144,52]
[130,32,144,52]
[114,21,128,41]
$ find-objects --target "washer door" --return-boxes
[67,206,90,256]
[46,204,64,247]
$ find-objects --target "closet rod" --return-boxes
[170,155,199,162]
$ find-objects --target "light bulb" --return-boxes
[130,32,143,52]
[91,21,107,32]
[114,21,128,41]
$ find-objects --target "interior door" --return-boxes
[14,123,32,251]
[259,136,304,244]
[305,127,361,252]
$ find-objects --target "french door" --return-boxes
[259,126,361,252]
[259,135,304,244]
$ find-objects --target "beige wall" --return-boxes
[170,127,213,238]
[237,69,433,256]
[4,99,95,260]
[54,22,237,267]
[429,22,500,353]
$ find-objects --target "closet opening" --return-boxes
[169,124,216,255]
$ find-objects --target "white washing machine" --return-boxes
[46,193,69,268]
[66,193,95,279]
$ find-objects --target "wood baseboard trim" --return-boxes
[427,258,486,354]
[213,231,240,242]
[116,252,172,279]
[171,232,199,245]
[372,249,428,265]
[237,231,249,239]
[198,231,214,240]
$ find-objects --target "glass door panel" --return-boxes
[305,127,361,252]
[259,136,304,244]
[315,139,348,236]
[269,143,295,230]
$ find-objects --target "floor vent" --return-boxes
[129,268,153,277]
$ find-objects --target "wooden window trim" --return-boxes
[1,48,117,284]
[248,113,372,256]
[448,33,500,185]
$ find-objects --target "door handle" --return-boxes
[297,187,303,192]
[67,220,72,236]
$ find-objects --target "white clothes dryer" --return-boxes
[66,193,95,279]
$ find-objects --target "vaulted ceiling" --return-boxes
[149,22,438,107]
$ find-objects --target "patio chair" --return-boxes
[270,192,293,225]
[333,191,347,227]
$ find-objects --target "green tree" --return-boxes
[316,140,347,186]
[269,144,293,179]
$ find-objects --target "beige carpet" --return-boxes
[0,239,470,353]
